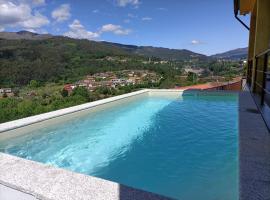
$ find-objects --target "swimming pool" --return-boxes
[0,91,238,199]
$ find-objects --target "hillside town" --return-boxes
[63,70,162,94]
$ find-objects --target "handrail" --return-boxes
[246,48,270,132]
[255,48,270,58]
[255,82,263,88]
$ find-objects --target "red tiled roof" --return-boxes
[175,78,242,91]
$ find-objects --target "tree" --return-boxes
[186,72,198,83]
[29,80,40,88]
[71,87,90,100]
[61,89,69,97]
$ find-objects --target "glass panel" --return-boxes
[265,73,270,92]
[264,92,270,108]
[267,54,270,72]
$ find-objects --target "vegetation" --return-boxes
[0,36,244,123]
[0,81,161,123]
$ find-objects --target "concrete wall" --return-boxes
[247,0,270,92]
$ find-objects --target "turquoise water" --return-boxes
[0,92,238,200]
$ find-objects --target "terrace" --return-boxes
[0,0,270,200]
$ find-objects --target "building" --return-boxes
[184,68,204,76]
[235,0,270,125]
[234,0,270,199]
[0,88,14,97]
[0,88,12,94]
[63,84,76,94]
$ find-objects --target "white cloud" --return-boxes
[0,26,5,31]
[0,1,49,30]
[20,0,45,6]
[116,0,140,7]
[142,17,152,21]
[191,40,204,45]
[20,11,49,28]
[64,19,100,40]
[0,1,30,25]
[100,24,131,35]
[64,20,131,40]
[31,0,45,6]
[92,9,99,13]
[52,4,71,22]
[24,28,36,32]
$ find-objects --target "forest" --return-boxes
[0,36,243,123]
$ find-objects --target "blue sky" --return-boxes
[0,0,250,55]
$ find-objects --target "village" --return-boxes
[0,66,243,98]
[63,70,162,94]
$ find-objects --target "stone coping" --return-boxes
[0,153,171,200]
[0,89,149,133]
[0,89,188,133]
[239,92,270,200]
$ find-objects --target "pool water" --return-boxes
[0,92,238,200]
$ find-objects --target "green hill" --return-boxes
[0,31,242,87]
[0,36,134,86]
[102,41,208,61]
[0,31,207,86]
[211,47,248,60]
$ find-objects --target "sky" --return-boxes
[0,0,250,55]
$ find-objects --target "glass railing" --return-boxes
[247,60,253,86]
[254,48,270,106]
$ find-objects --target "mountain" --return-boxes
[0,31,53,40]
[0,31,247,61]
[102,42,208,61]
[0,31,207,61]
[211,47,248,60]
[0,31,241,87]
[0,32,133,86]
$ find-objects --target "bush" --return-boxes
[71,87,90,100]
[186,72,198,83]
[29,80,40,88]
[61,89,69,97]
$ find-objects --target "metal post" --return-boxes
[261,53,269,105]
[254,57,258,93]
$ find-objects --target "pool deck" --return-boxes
[0,89,269,199]
[0,153,171,200]
[239,92,270,200]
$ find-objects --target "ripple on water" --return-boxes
[0,94,238,200]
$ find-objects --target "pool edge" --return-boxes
[0,153,172,200]
[0,89,150,133]
[0,89,242,200]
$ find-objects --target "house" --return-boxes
[0,88,14,97]
[184,68,204,76]
[64,84,76,94]
[0,88,12,94]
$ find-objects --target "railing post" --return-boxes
[261,54,268,105]
[254,57,258,93]
[247,60,252,86]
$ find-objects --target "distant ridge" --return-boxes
[211,47,248,60]
[0,31,53,40]
[101,41,208,61]
[0,31,246,61]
